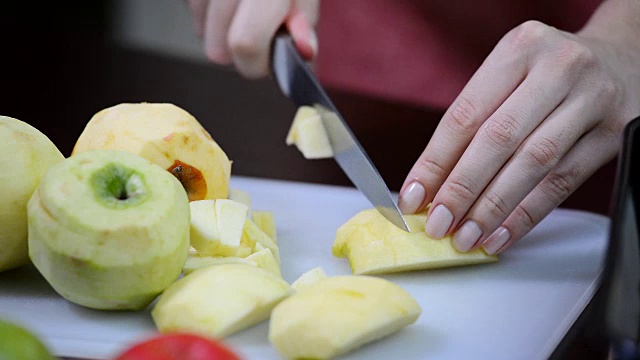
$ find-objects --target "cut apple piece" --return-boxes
[246,248,281,277]
[251,211,277,242]
[291,267,327,292]
[242,219,280,263]
[183,255,257,275]
[333,209,499,275]
[286,106,333,159]
[152,264,291,338]
[189,199,249,257]
[228,188,251,210]
[253,242,266,252]
[269,275,421,360]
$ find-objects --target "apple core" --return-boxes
[91,164,150,208]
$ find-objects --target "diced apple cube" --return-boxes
[189,200,220,256]
[291,267,327,292]
[215,199,248,247]
[243,219,280,263]
[251,211,277,242]
[246,248,281,277]
[228,188,251,210]
[286,106,333,159]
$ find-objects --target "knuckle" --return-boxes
[480,113,521,150]
[481,191,510,218]
[554,41,595,69]
[523,136,562,168]
[445,174,477,202]
[508,20,549,49]
[447,96,482,134]
[541,171,576,202]
[228,34,263,60]
[417,157,448,179]
[512,204,537,229]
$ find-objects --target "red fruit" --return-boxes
[115,333,241,360]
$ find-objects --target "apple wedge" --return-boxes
[189,199,251,257]
[333,209,498,275]
[228,188,251,210]
[246,248,281,277]
[269,275,421,360]
[152,264,291,338]
[242,219,280,263]
[286,106,333,159]
[183,255,257,275]
[291,267,327,292]
[251,211,277,242]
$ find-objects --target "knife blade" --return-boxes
[271,33,409,232]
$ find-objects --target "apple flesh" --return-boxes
[251,211,277,242]
[269,275,421,360]
[72,103,232,201]
[333,209,498,275]
[0,116,65,272]
[183,254,257,275]
[28,149,190,310]
[291,267,327,292]
[286,106,333,159]
[189,199,251,257]
[152,263,291,338]
[246,248,281,277]
[228,188,251,210]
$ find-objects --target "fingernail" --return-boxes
[308,30,318,58]
[452,220,483,252]
[483,227,510,254]
[425,204,453,239]
[398,181,426,214]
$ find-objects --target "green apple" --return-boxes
[0,319,54,360]
[333,208,498,275]
[0,116,64,272]
[286,106,333,159]
[269,275,421,359]
[28,149,190,310]
[152,263,291,338]
[291,267,327,292]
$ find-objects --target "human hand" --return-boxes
[186,0,319,78]
[398,17,640,255]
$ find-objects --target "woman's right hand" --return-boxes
[186,0,319,78]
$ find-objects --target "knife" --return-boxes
[271,33,410,232]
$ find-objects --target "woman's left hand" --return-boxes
[398,1,640,255]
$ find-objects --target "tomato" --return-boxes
[115,333,242,360]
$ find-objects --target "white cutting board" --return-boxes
[0,176,609,360]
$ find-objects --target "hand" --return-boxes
[186,0,319,78]
[398,14,640,254]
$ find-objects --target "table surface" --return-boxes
[0,176,610,360]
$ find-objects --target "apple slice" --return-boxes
[183,255,257,275]
[291,267,327,292]
[246,248,281,277]
[189,199,250,257]
[251,211,277,242]
[152,263,291,338]
[228,188,251,210]
[269,275,421,359]
[333,209,499,275]
[286,106,333,159]
[242,219,280,263]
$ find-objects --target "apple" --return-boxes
[0,116,65,272]
[268,275,421,359]
[71,103,232,201]
[189,199,251,257]
[333,209,498,275]
[114,333,241,360]
[228,188,251,210]
[28,149,190,310]
[183,255,257,275]
[246,248,281,277]
[251,211,277,242]
[286,106,333,159]
[0,319,54,360]
[291,267,327,292]
[152,263,291,338]
[242,219,280,263]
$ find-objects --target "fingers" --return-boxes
[398,36,530,216]
[227,0,290,78]
[455,94,598,252]
[186,0,209,37]
[203,0,238,64]
[482,125,619,254]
